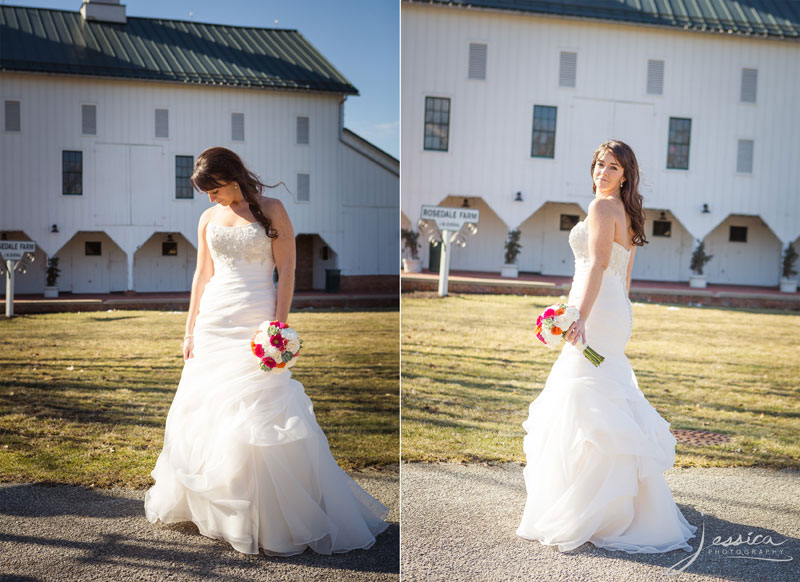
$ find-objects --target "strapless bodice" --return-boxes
[568,220,630,282]
[206,221,274,274]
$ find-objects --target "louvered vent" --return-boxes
[468,43,487,80]
[646,60,664,95]
[737,139,754,173]
[741,68,757,103]
[559,52,577,88]
[297,116,309,144]
[155,109,168,138]
[4,100,20,132]
[82,104,97,135]
[232,112,244,141]
[297,173,310,202]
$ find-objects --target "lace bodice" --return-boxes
[568,220,630,282]
[206,222,274,272]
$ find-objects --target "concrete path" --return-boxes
[0,469,398,582]
[401,463,799,582]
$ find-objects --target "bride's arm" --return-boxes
[184,210,214,359]
[568,198,615,344]
[266,198,296,323]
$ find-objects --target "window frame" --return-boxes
[666,117,691,170]
[423,96,451,152]
[175,155,194,200]
[531,105,557,159]
[62,150,83,196]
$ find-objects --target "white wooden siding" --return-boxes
[401,4,800,285]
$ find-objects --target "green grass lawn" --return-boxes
[0,309,399,488]
[402,293,800,469]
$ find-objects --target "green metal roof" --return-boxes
[407,0,800,40]
[0,6,358,94]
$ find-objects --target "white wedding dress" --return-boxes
[144,221,389,555]
[516,219,697,553]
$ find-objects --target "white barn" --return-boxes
[401,0,800,286]
[1,1,398,296]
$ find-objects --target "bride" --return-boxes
[516,140,697,553]
[144,147,389,555]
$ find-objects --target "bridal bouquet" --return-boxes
[251,320,302,373]
[535,303,604,366]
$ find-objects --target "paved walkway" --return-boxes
[402,270,800,309]
[0,289,398,315]
[401,463,799,582]
[0,469,398,582]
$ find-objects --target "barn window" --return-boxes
[232,112,244,141]
[667,117,691,170]
[532,105,557,158]
[559,51,577,87]
[740,68,757,103]
[155,109,169,138]
[646,60,664,95]
[82,104,96,135]
[653,221,671,237]
[297,116,309,144]
[737,139,754,173]
[560,214,579,231]
[729,226,747,242]
[175,155,194,199]
[297,173,310,202]
[62,151,83,195]
[85,241,102,256]
[5,100,21,132]
[424,97,450,151]
[468,43,487,80]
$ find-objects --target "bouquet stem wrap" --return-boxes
[535,304,605,367]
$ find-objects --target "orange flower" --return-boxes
[276,361,287,368]
[551,326,562,335]
[535,325,542,335]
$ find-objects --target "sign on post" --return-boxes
[1,240,37,318]
[418,205,479,297]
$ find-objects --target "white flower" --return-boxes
[266,346,282,362]
[281,328,299,341]
[286,357,297,368]
[254,332,268,346]
[286,339,300,353]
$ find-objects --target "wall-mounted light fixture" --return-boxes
[462,198,470,208]
[514,191,523,202]
[659,211,667,220]
[166,233,174,242]
[702,204,710,214]
[51,224,59,233]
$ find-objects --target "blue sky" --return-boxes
[2,0,399,157]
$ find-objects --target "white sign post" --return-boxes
[0,240,36,318]
[419,205,480,297]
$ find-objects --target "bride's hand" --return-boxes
[567,319,586,346]
[183,336,194,360]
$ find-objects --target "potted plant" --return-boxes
[689,239,713,288]
[501,229,522,278]
[44,256,60,298]
[780,242,798,293]
[401,228,422,273]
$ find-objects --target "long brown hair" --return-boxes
[191,147,281,239]
[590,140,649,247]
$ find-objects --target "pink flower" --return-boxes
[261,356,277,368]
[543,308,555,319]
[536,315,542,326]
[536,332,546,344]
[270,334,288,350]
[254,344,265,358]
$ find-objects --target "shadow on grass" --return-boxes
[0,484,399,578]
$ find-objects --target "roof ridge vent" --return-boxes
[80,0,127,24]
